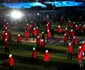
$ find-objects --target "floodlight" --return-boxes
[10,10,22,19]
[37,13,39,16]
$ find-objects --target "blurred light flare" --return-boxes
[10,10,23,19]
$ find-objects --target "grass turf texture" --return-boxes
[0,22,85,70]
[0,40,82,70]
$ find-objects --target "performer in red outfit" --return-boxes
[78,52,84,69]
[32,47,37,63]
[4,39,9,53]
[81,41,85,52]
[25,30,29,41]
[72,36,78,50]
[57,25,62,36]
[63,34,68,47]
[47,30,51,42]
[40,39,45,53]
[36,27,40,36]
[26,23,30,31]
[74,25,79,35]
[6,23,10,29]
[44,50,50,68]
[33,28,37,40]
[8,54,14,70]
[17,34,22,47]
[67,43,73,60]
[79,41,85,54]
[4,33,9,41]
[78,46,83,54]
[67,20,73,29]
[46,24,50,32]
[64,28,69,36]
[41,32,45,41]
[36,36,41,50]
[70,29,74,40]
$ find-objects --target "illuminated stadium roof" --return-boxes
[44,1,83,7]
[2,1,84,9]
[2,2,47,8]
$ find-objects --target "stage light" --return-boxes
[10,10,22,19]
[37,13,39,16]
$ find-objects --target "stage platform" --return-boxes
[2,1,84,9]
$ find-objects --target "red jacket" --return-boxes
[78,53,83,60]
[8,57,14,66]
[68,45,73,53]
[46,26,50,30]
[82,43,85,51]
[44,53,50,61]
[25,31,29,38]
[58,27,62,33]
[70,31,74,38]
[65,30,69,35]
[26,25,30,31]
[40,41,45,48]
[33,29,37,36]
[64,35,68,42]
[47,32,51,38]
[32,50,37,58]
[79,48,83,54]
[36,29,40,35]
[17,36,22,43]
[75,26,79,31]
[5,29,8,33]
[73,38,78,45]
[4,34,9,40]
[68,21,73,27]
[49,21,52,27]
[4,41,8,47]
[6,24,10,29]
[36,38,41,44]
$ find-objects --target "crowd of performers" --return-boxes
[1,18,85,70]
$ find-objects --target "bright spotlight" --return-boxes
[37,13,39,16]
[10,10,22,19]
